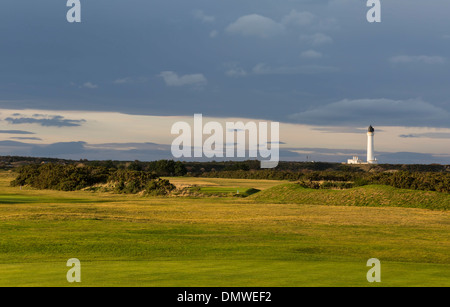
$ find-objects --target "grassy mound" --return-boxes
[186,186,260,197]
[251,183,450,210]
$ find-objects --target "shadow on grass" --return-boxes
[0,194,112,204]
[237,188,261,197]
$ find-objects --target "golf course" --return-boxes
[0,171,449,287]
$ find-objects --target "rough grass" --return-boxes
[163,177,285,190]
[187,186,260,197]
[0,171,449,286]
[251,183,450,210]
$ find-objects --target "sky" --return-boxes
[0,0,449,164]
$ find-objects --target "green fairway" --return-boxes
[1,260,448,287]
[0,172,449,287]
[252,183,450,210]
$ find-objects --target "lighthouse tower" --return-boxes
[367,125,377,164]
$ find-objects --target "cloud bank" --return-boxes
[0,140,447,164]
[159,71,207,87]
[4,114,86,127]
[290,99,450,128]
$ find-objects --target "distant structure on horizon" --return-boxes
[347,125,378,165]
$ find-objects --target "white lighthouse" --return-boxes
[367,125,377,164]
[346,125,379,165]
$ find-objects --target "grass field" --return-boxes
[0,171,449,287]
[253,183,450,210]
[164,177,285,190]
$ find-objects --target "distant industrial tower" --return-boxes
[367,125,377,164]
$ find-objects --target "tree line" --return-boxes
[2,156,448,173]
[5,157,450,193]
[198,169,450,193]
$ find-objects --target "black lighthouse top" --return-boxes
[368,125,375,133]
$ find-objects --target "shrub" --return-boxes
[11,163,176,196]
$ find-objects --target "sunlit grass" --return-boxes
[252,183,450,210]
[0,171,449,286]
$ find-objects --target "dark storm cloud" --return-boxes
[0,140,172,161]
[399,132,450,139]
[5,115,86,127]
[289,99,450,128]
[30,142,88,156]
[0,139,448,164]
[0,140,33,147]
[0,130,35,135]
[10,137,42,141]
[311,127,383,134]
[0,0,448,128]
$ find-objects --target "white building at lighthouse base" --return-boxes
[347,156,365,164]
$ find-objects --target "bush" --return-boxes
[10,164,109,191]
[11,163,176,196]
